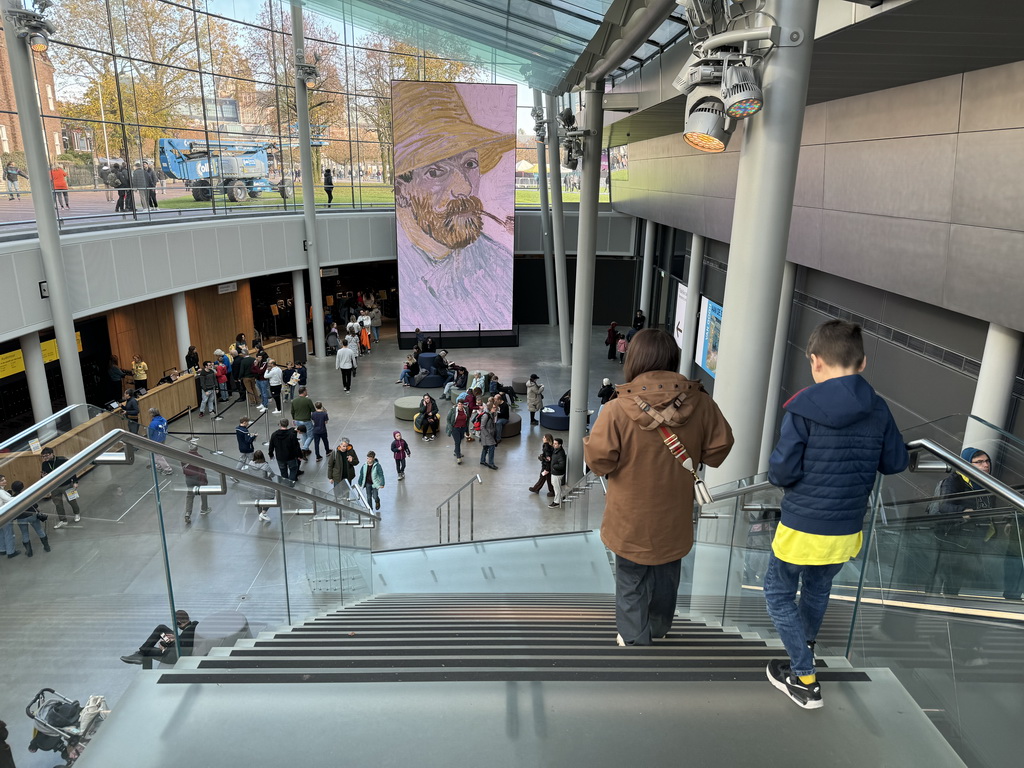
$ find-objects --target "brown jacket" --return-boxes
[583,370,734,565]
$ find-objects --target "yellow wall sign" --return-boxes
[0,333,83,380]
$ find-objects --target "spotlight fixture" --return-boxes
[722,64,763,119]
[682,85,731,153]
[563,137,580,171]
[557,108,576,131]
[296,63,318,89]
[530,106,546,142]
[10,7,56,53]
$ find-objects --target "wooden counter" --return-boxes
[0,410,124,488]
[262,338,295,366]
[137,373,198,427]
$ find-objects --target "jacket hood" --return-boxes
[960,446,983,462]
[615,371,705,429]
[784,374,877,429]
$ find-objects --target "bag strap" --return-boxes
[633,395,701,481]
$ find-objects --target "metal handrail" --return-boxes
[699,437,1024,515]
[0,403,92,451]
[436,474,483,544]
[0,428,380,527]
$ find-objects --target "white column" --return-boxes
[566,81,603,482]
[679,234,704,378]
[292,269,307,343]
[963,323,1023,453]
[705,0,820,486]
[546,92,571,366]
[638,220,656,318]
[533,90,557,326]
[3,2,86,407]
[291,0,325,357]
[172,292,191,370]
[21,331,51,424]
[758,261,797,472]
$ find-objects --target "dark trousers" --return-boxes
[138,624,175,658]
[313,433,329,459]
[270,384,282,411]
[341,368,352,390]
[614,555,681,645]
[394,456,406,475]
[530,470,554,494]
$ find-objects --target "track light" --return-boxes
[27,31,49,52]
[722,64,763,119]
[296,63,318,89]
[683,86,731,153]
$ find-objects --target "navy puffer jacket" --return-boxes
[768,374,908,536]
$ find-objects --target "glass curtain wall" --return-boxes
[0,0,503,234]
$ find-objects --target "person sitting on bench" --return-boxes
[120,610,197,665]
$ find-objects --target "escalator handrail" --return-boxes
[906,437,1024,513]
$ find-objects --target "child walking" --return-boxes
[616,333,628,364]
[390,430,411,480]
[764,320,908,709]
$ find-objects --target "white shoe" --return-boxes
[214,416,223,421]
[257,405,266,412]
[616,633,626,647]
[258,511,270,522]
[54,520,67,529]
[74,514,81,522]
[272,410,282,414]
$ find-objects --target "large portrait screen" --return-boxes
[392,81,517,332]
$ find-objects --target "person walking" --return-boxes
[529,433,556,497]
[182,439,213,524]
[264,358,284,413]
[584,328,735,648]
[446,399,470,465]
[5,161,28,200]
[197,361,219,418]
[310,402,330,461]
[51,164,70,209]
[290,386,316,456]
[370,305,382,344]
[526,373,544,425]
[356,451,385,511]
[323,167,334,208]
[268,419,301,485]
[547,438,568,509]
[11,480,51,557]
[478,402,499,470]
[146,408,174,475]
[327,437,359,501]
[40,447,82,528]
[235,417,257,473]
[604,321,619,360]
[335,339,356,393]
[390,431,411,479]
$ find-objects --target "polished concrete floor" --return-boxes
[0,322,622,765]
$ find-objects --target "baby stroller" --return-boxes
[27,689,108,766]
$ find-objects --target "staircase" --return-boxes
[77,593,966,768]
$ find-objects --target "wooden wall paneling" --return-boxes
[105,295,179,388]
[186,281,254,364]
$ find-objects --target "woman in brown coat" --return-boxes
[584,329,734,646]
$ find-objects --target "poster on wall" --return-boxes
[392,81,517,333]
[672,282,688,349]
[694,296,723,378]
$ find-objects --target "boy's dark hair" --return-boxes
[806,320,865,369]
[623,329,680,381]
[239,417,249,425]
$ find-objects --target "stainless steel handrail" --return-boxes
[0,404,93,451]
[436,474,483,544]
[0,428,380,527]
[699,438,1024,514]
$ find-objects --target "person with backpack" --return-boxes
[146,407,174,475]
[390,431,411,479]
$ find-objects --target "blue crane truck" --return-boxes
[158,138,290,202]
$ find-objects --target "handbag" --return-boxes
[633,395,714,506]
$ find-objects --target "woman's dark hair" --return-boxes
[236,333,246,344]
[623,329,680,381]
[11,480,23,493]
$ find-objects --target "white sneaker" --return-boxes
[54,520,67,529]
[214,416,223,421]
[616,633,626,647]
[74,514,81,522]
[258,511,270,522]
[272,410,282,414]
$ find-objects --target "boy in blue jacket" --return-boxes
[235,417,258,473]
[765,320,908,709]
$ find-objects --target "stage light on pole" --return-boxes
[722,64,763,119]
[683,85,731,153]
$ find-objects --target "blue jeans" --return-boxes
[451,427,466,459]
[199,389,217,414]
[295,420,313,450]
[18,514,46,543]
[1,522,16,554]
[763,553,845,677]
[399,369,413,385]
[371,326,380,342]
[495,418,508,443]
[256,379,270,408]
[480,444,495,466]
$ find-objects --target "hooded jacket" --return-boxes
[584,370,734,565]
[768,374,909,536]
